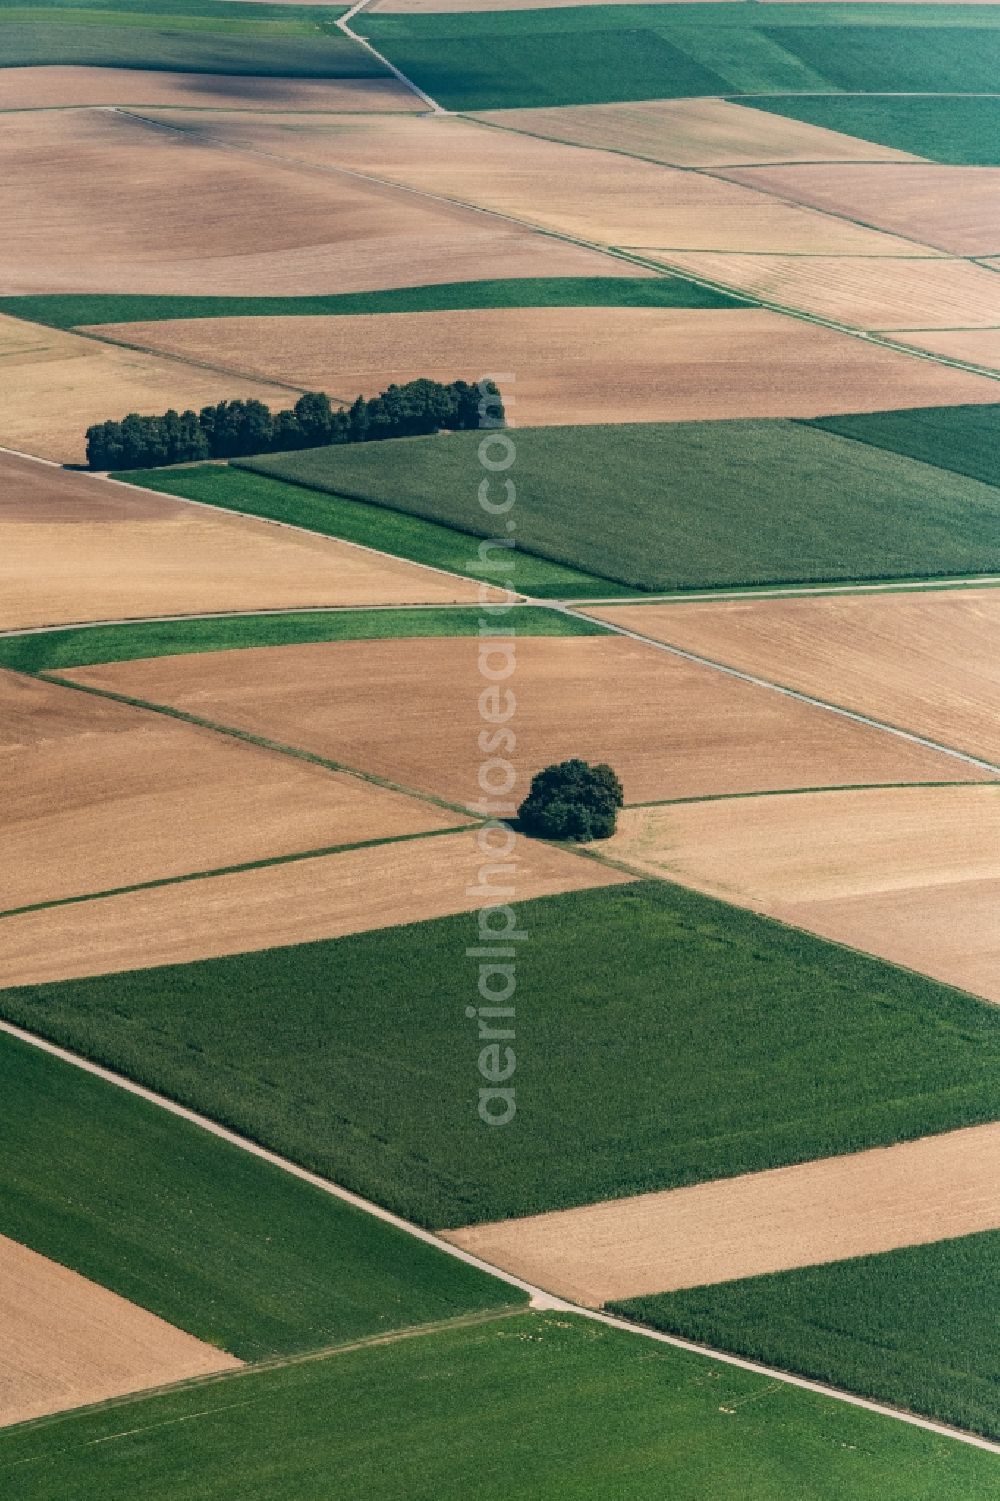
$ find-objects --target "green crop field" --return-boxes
[616,1230,1000,1441]
[359,4,1000,110]
[0,0,380,76]
[245,420,1000,592]
[742,96,1000,167]
[0,1030,511,1361]
[0,277,741,331]
[114,464,628,597]
[809,405,1000,492]
[0,606,603,674]
[2,881,997,1228]
[2,1312,993,1500]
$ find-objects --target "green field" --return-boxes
[616,1230,1000,1441]
[244,420,1000,592]
[0,1031,510,1360]
[360,4,1000,110]
[114,464,627,597]
[742,96,1000,167]
[0,277,741,331]
[0,0,380,75]
[3,881,997,1228]
[808,405,1000,492]
[0,606,603,674]
[2,1312,993,1499]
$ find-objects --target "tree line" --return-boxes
[85,378,504,470]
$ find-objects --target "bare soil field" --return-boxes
[0,829,631,987]
[0,313,292,466]
[0,455,490,630]
[474,99,923,169]
[0,68,421,112]
[601,787,1000,1004]
[653,252,1000,331]
[91,306,1000,423]
[0,110,621,296]
[719,164,1000,260]
[64,636,990,809]
[157,111,937,256]
[587,590,1000,767]
[0,1234,240,1429]
[0,668,458,912]
[895,327,1000,370]
[444,1124,1000,1305]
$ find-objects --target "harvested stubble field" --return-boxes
[63,635,990,808]
[0,66,421,111]
[0,1234,240,1429]
[445,1122,1000,1305]
[719,163,1000,260]
[895,328,1000,371]
[154,109,934,255]
[0,667,458,911]
[1,110,619,296]
[0,313,292,466]
[474,97,924,168]
[656,251,1000,332]
[0,1033,507,1365]
[740,95,1000,168]
[89,307,1000,425]
[252,420,1000,590]
[617,1229,1000,1444]
[5,1313,992,1501]
[0,454,493,630]
[0,828,631,986]
[588,589,1000,767]
[598,786,1000,1005]
[4,881,998,1230]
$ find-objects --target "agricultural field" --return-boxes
[0,453,498,629]
[88,305,1000,425]
[741,95,1000,167]
[588,588,1000,765]
[2,880,997,1228]
[56,634,983,804]
[248,420,1000,589]
[617,1230,1000,1441]
[896,328,1000,372]
[4,1313,994,1501]
[0,64,421,110]
[598,786,1000,1003]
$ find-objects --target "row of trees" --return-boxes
[85,378,504,470]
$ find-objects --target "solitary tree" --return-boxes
[517,759,624,842]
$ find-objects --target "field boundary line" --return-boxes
[569,575,1000,606]
[557,604,1000,777]
[33,667,478,819]
[0,602,526,640]
[337,0,444,115]
[624,779,992,811]
[0,823,477,922]
[1,1015,997,1454]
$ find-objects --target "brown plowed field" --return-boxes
[0,829,632,987]
[587,590,1000,766]
[652,251,1000,331]
[0,668,459,911]
[86,306,1000,423]
[443,1124,1000,1304]
[0,68,421,111]
[601,786,1000,1004]
[474,98,923,168]
[895,327,1000,369]
[719,164,1000,259]
[0,1235,240,1429]
[63,636,990,809]
[154,111,935,256]
[0,110,622,295]
[0,313,293,466]
[0,454,490,629]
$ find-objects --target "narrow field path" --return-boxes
[337,0,445,115]
[1,1017,997,1454]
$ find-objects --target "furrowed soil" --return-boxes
[0,67,421,112]
[62,636,993,807]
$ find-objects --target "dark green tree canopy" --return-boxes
[517,758,624,842]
